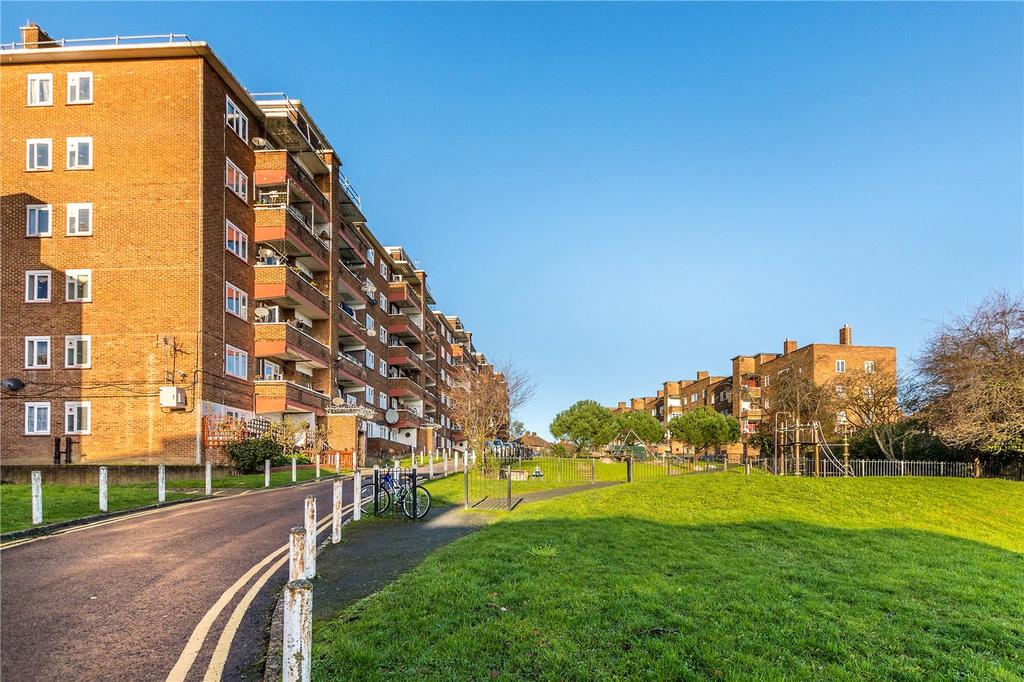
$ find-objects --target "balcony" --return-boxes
[387,280,423,311]
[254,150,330,224]
[255,264,330,320]
[254,322,330,368]
[388,344,426,374]
[335,352,369,386]
[336,260,370,302]
[388,375,425,400]
[254,206,329,272]
[394,407,422,429]
[255,380,329,416]
[388,313,423,345]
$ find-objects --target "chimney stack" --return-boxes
[783,338,797,355]
[20,23,57,49]
[696,370,709,382]
[839,325,852,345]
[617,401,626,410]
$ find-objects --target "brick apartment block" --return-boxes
[1,24,487,464]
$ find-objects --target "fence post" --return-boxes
[205,460,212,496]
[351,452,356,473]
[373,466,380,516]
[289,526,306,581]
[315,454,321,480]
[99,466,108,512]
[463,464,470,509]
[303,496,316,578]
[745,460,751,476]
[282,578,312,682]
[429,453,434,480]
[412,466,419,519]
[443,454,449,477]
[332,479,343,544]
[627,457,633,483]
[900,461,905,476]
[158,464,166,503]
[353,469,362,521]
[507,465,512,512]
[591,458,596,484]
[31,470,43,525]
[974,458,981,478]
[265,459,271,487]
[455,451,460,473]
[291,456,297,483]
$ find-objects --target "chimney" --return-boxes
[20,23,57,49]
[617,402,626,410]
[783,338,797,355]
[696,370,709,382]
[839,325,852,345]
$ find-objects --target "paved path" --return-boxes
[0,475,357,682]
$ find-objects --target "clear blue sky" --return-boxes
[8,2,1022,436]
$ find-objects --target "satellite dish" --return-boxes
[2,378,26,391]
[252,137,268,148]
[366,328,377,337]
[331,396,344,406]
[258,247,276,259]
[254,306,269,319]
[384,409,399,425]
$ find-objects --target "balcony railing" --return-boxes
[388,376,425,399]
[254,380,330,414]
[254,150,330,222]
[387,280,423,311]
[254,263,330,319]
[336,352,369,384]
[388,343,426,374]
[254,321,331,367]
[2,33,193,50]
[254,204,329,268]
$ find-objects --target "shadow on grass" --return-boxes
[313,517,1024,681]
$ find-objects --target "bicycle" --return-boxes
[360,468,431,520]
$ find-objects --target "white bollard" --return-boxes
[292,456,297,483]
[351,451,357,472]
[288,526,306,581]
[303,496,316,578]
[332,479,343,544]
[429,453,434,480]
[315,454,321,479]
[99,466,108,512]
[265,459,271,487]
[282,578,312,682]
[158,464,166,503]
[455,452,460,472]
[444,453,449,476]
[353,470,362,521]
[31,470,42,525]
[205,460,212,496]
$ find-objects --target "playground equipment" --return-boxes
[773,416,853,477]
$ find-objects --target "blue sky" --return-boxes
[7,2,1022,435]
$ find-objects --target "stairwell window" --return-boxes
[365,385,374,404]
[26,139,52,170]
[864,360,875,374]
[25,336,50,369]
[366,248,375,265]
[225,282,248,319]
[65,401,91,435]
[225,159,248,201]
[25,402,51,435]
[379,359,387,377]
[27,73,53,106]
[225,96,248,141]
[66,270,92,302]
[379,292,387,312]
[26,204,52,236]
[67,72,93,104]
[365,349,375,369]
[835,359,846,373]
[65,335,91,368]
[25,270,51,302]
[378,393,387,410]
[67,137,93,169]
[66,203,93,235]
[225,344,248,379]
[225,220,248,262]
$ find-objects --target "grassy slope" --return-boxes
[314,474,1024,681]
[0,484,192,534]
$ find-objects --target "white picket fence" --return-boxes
[751,458,978,478]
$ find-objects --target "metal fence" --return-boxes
[629,455,726,481]
[749,457,1021,480]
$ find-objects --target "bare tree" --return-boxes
[828,369,903,459]
[916,291,1024,456]
[449,360,536,467]
[764,369,837,432]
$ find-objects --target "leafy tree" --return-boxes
[549,400,614,456]
[508,420,526,440]
[610,410,665,448]
[668,407,740,457]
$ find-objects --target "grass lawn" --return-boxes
[167,466,335,490]
[0,484,193,535]
[314,473,1024,680]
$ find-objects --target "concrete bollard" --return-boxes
[265,459,271,487]
[158,464,166,503]
[746,461,751,476]
[455,452,460,473]
[429,453,434,480]
[205,460,212,496]
[31,470,42,525]
[99,466,108,512]
[444,453,449,477]
[315,454,321,479]
[303,496,316,578]
[282,578,313,682]
[351,452,357,472]
[291,457,297,483]
[288,526,306,582]
[332,479,343,544]
[353,470,362,521]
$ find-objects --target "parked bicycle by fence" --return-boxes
[360,465,432,520]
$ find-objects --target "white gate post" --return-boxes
[288,526,306,581]
[99,466,108,512]
[265,459,271,487]
[31,470,42,525]
[303,496,316,578]
[205,460,212,496]
[353,470,362,521]
[282,578,312,682]
[315,454,321,479]
[332,479,343,544]
[158,464,166,503]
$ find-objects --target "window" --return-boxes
[836,410,848,425]
[365,349,375,369]
[260,359,283,381]
[26,204,52,236]
[67,72,93,104]
[66,270,92,302]
[25,336,50,369]
[225,96,248,141]
[762,375,770,388]
[65,335,91,368]
[835,385,846,398]
[691,393,698,403]
[225,282,248,319]
[67,137,93,169]
[379,358,387,377]
[65,401,91,435]
[225,159,248,200]
[366,315,375,334]
[66,203,93,235]
[225,344,248,379]
[366,248,375,265]
[864,360,876,374]
[25,270,51,302]
[864,386,874,400]
[365,385,374,404]
[25,402,51,435]
[26,138,52,170]
[225,220,248,262]
[835,359,846,373]
[379,328,388,345]
[27,73,53,106]
[378,393,387,409]
[379,292,387,312]
[380,262,389,279]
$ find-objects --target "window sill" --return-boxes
[25,234,53,238]
[25,300,52,304]
[25,168,53,173]
[66,167,94,171]
[24,432,52,437]
[67,101,93,106]
[66,232,94,237]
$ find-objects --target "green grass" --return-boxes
[0,484,193,535]
[168,467,332,490]
[314,474,1024,680]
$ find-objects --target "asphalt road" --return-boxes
[0,476,355,682]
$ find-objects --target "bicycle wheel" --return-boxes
[401,486,431,520]
[360,482,391,515]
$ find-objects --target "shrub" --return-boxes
[271,454,311,467]
[227,438,283,473]
[548,443,569,458]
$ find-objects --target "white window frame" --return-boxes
[26,138,52,171]
[26,204,52,236]
[378,393,387,410]
[835,359,846,374]
[27,73,53,106]
[66,202,93,236]
[65,269,92,302]
[67,72,93,104]
[25,336,51,369]
[379,358,387,377]
[225,219,248,262]
[379,328,388,345]
[225,158,249,201]
[65,335,92,369]
[864,360,876,374]
[365,349,375,369]
[225,344,248,380]
[380,262,388,279]
[225,282,248,320]
[366,248,375,265]
[66,136,93,170]
[836,410,848,425]
[225,96,249,142]
[365,385,374,404]
[379,292,387,312]
[25,270,51,303]
[25,402,51,435]
[65,401,92,435]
